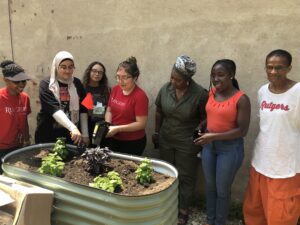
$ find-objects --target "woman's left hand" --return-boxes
[194,133,215,145]
[106,126,120,138]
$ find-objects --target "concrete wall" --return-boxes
[1,0,300,201]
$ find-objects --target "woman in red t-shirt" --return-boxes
[105,57,148,156]
[0,60,31,173]
[194,59,251,225]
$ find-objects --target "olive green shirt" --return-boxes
[155,80,208,153]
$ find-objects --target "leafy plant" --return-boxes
[135,158,154,185]
[89,171,123,193]
[38,152,65,176]
[53,137,68,159]
[81,147,112,174]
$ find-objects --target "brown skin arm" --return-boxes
[152,106,163,145]
[197,90,209,131]
[154,106,163,133]
[22,120,31,146]
[194,94,251,145]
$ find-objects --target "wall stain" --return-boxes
[51,9,54,13]
[66,36,83,40]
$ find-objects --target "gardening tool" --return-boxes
[92,121,110,146]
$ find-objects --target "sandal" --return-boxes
[177,211,189,225]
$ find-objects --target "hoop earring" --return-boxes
[186,81,190,86]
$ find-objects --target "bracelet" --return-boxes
[154,132,159,135]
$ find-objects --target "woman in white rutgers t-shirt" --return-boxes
[243,49,300,225]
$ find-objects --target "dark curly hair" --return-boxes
[82,61,108,88]
[209,59,240,92]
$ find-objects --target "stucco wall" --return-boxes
[1,0,300,201]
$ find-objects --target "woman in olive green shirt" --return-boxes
[153,55,208,225]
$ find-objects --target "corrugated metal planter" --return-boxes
[2,144,178,225]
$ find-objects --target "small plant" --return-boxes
[89,171,123,193]
[38,152,65,176]
[135,158,154,185]
[81,147,112,174]
[53,137,68,159]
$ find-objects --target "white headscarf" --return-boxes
[49,51,79,124]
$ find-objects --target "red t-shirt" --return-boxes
[206,89,244,133]
[0,88,31,150]
[108,85,148,140]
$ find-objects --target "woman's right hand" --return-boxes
[70,128,82,144]
[194,132,215,145]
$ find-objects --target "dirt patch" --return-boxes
[6,149,175,196]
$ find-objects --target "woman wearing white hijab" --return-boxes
[35,51,89,145]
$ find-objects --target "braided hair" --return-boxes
[209,59,240,93]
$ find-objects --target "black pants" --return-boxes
[108,136,146,156]
[35,127,73,144]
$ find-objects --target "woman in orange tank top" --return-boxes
[194,59,251,225]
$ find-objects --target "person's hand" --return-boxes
[106,126,120,138]
[194,133,215,145]
[82,136,90,146]
[152,133,159,149]
[70,128,82,145]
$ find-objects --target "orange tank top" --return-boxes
[206,89,244,133]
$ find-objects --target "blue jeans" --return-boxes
[201,138,244,225]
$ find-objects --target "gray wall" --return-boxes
[1,0,300,201]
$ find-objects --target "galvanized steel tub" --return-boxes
[2,143,178,225]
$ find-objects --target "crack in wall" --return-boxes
[8,0,14,61]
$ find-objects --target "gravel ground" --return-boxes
[186,207,244,225]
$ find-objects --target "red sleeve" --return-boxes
[134,88,148,116]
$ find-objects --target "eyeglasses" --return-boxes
[115,75,132,81]
[59,65,75,71]
[91,69,104,75]
[11,80,27,85]
[265,66,288,72]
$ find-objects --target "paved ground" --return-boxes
[187,207,244,225]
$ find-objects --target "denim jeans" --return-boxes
[201,138,244,225]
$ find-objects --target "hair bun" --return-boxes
[0,60,15,68]
[126,56,137,64]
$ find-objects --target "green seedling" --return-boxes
[135,158,154,185]
[89,171,123,193]
[53,137,68,159]
[38,152,65,177]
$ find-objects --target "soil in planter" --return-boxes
[6,149,176,196]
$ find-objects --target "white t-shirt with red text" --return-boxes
[252,82,300,178]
